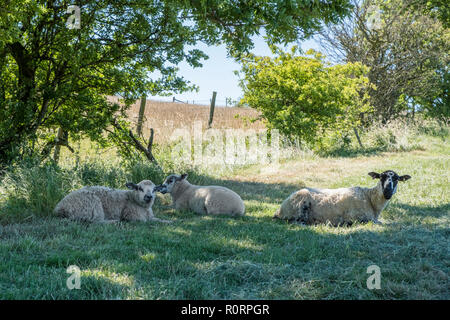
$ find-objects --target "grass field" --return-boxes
[0,128,448,299]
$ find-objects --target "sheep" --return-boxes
[54,180,171,223]
[273,170,411,226]
[155,173,245,217]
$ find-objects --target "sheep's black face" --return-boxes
[380,171,399,200]
[156,173,188,194]
[368,170,411,200]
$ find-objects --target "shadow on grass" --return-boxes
[126,211,448,299]
[1,170,448,299]
[390,202,450,219]
[318,145,425,158]
[319,146,386,158]
[1,202,448,299]
[64,274,129,299]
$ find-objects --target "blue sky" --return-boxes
[152,35,321,106]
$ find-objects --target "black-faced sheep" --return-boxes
[273,170,411,226]
[155,174,245,216]
[54,180,171,223]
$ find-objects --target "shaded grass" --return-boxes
[0,135,448,299]
[0,212,447,299]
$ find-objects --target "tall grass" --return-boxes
[0,126,448,299]
[317,118,448,156]
[0,159,165,224]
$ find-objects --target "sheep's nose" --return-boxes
[144,195,153,203]
[154,185,167,194]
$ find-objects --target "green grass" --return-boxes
[0,134,448,299]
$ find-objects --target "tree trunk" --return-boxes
[0,42,37,164]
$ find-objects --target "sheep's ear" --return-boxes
[180,173,188,180]
[126,182,139,190]
[398,175,411,182]
[368,172,380,179]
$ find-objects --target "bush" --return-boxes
[239,47,373,145]
[415,119,449,138]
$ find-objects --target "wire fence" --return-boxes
[172,96,240,107]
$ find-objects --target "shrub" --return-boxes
[315,118,448,156]
[239,47,373,145]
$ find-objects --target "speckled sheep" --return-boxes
[273,170,411,226]
[155,174,245,216]
[54,180,171,223]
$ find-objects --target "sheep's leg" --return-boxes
[273,208,287,220]
[145,208,172,223]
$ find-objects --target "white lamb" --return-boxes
[54,180,171,223]
[273,170,411,226]
[155,174,245,216]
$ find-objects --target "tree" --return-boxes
[407,0,450,28]
[318,0,449,123]
[414,65,449,122]
[239,47,372,146]
[0,0,353,165]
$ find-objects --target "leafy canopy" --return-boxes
[0,0,353,164]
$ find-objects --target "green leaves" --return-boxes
[0,0,354,164]
[239,48,373,146]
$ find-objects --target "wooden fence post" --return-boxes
[53,127,64,163]
[208,91,217,128]
[353,127,364,149]
[136,95,147,137]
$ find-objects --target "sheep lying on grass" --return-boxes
[155,174,245,216]
[273,170,411,226]
[54,180,171,223]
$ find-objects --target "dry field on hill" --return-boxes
[108,96,266,144]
